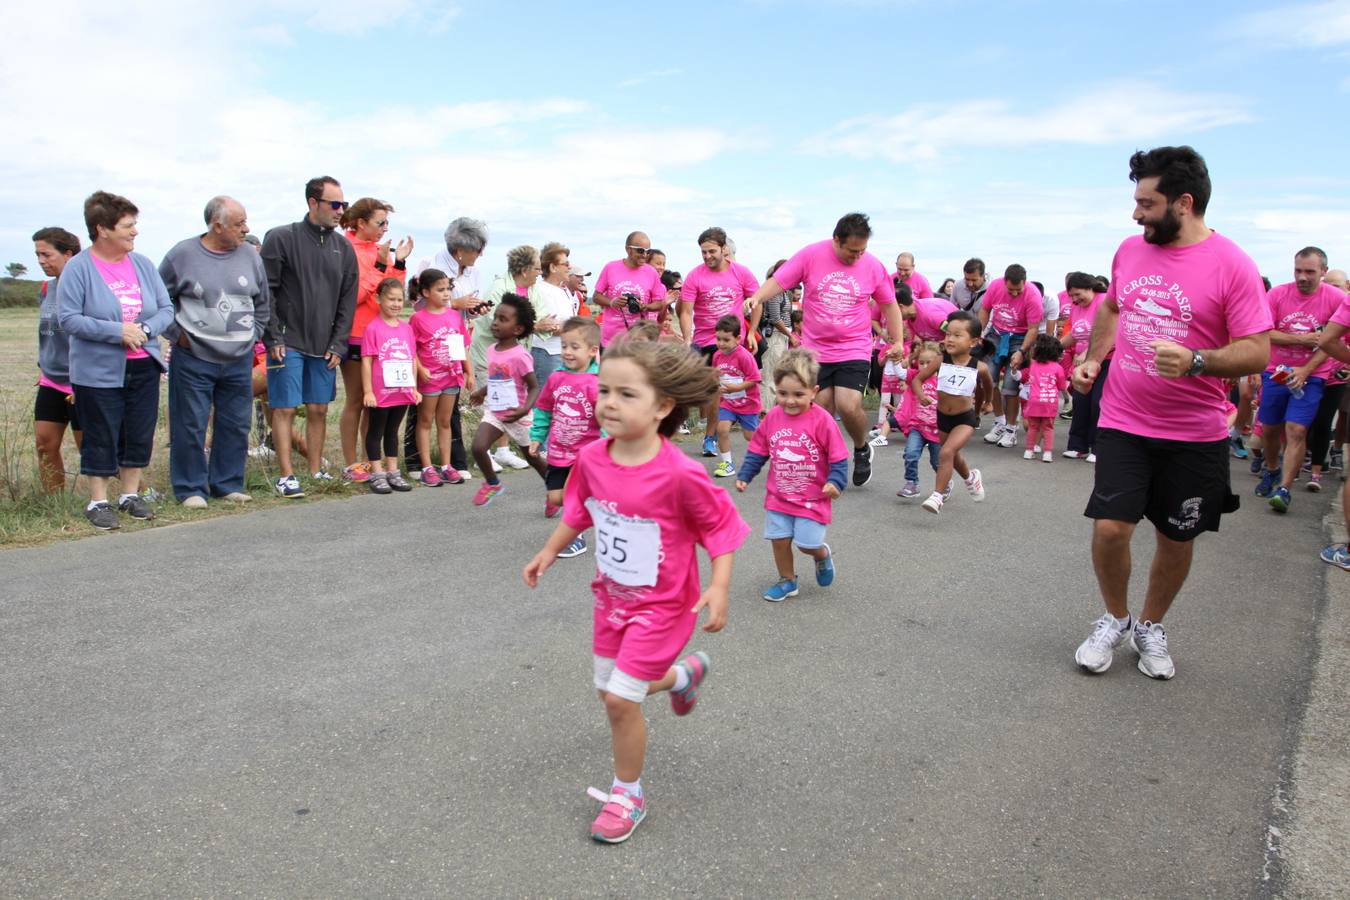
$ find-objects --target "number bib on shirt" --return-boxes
[883,360,900,377]
[937,361,977,397]
[382,359,414,388]
[585,498,661,587]
[445,333,466,361]
[487,378,518,411]
[720,373,746,401]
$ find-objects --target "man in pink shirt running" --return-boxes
[1071,145,1272,682]
[893,252,934,299]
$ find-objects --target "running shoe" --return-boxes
[558,536,588,558]
[118,494,155,520]
[369,473,392,494]
[763,577,799,602]
[440,466,466,484]
[387,473,412,492]
[181,495,208,510]
[1330,448,1343,471]
[587,786,646,843]
[1130,621,1176,680]
[342,462,371,483]
[678,423,690,434]
[670,651,710,716]
[942,484,953,502]
[473,482,506,506]
[965,468,985,501]
[701,436,717,457]
[814,543,835,587]
[275,475,305,498]
[1230,436,1249,460]
[983,422,1008,444]
[1307,472,1323,492]
[921,491,944,514]
[1059,408,1073,420]
[310,470,334,483]
[492,446,529,470]
[1255,468,1280,498]
[897,480,920,498]
[1061,449,1083,459]
[852,443,874,487]
[1085,453,1097,464]
[1023,449,1035,460]
[713,460,736,478]
[1074,613,1132,674]
[1042,451,1054,463]
[1319,543,1350,570]
[1249,452,1265,477]
[868,427,881,439]
[869,434,889,447]
[997,426,1019,449]
[85,502,120,531]
[420,466,443,487]
[545,500,563,518]
[1301,453,1313,473]
[1033,444,1042,453]
[1269,486,1291,513]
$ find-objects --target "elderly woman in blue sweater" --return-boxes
[57,191,175,530]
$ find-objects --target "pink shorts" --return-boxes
[592,593,695,682]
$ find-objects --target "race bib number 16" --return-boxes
[584,498,661,587]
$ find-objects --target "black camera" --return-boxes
[621,292,642,316]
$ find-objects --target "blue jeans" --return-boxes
[904,430,941,483]
[531,347,560,385]
[169,347,253,499]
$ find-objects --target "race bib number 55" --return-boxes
[584,498,661,587]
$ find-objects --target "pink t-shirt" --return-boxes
[485,341,534,414]
[773,240,896,363]
[410,307,468,392]
[713,345,761,415]
[680,262,760,347]
[897,368,939,442]
[982,278,1044,335]
[536,369,601,467]
[92,255,148,360]
[745,403,850,525]
[360,317,419,407]
[877,343,904,392]
[594,260,668,345]
[910,298,958,342]
[562,438,751,678]
[1266,282,1343,378]
[1020,360,1067,418]
[1100,232,1272,442]
[895,271,934,299]
[1066,294,1105,355]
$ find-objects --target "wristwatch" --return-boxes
[139,323,152,338]
[1187,349,1205,376]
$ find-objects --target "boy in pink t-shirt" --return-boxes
[530,316,602,528]
[711,315,761,479]
[736,349,849,602]
[1019,334,1068,461]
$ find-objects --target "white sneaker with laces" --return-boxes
[1023,449,1035,460]
[921,491,944,514]
[1075,613,1132,673]
[492,447,530,469]
[965,468,985,501]
[997,426,1019,448]
[983,423,1007,444]
[1129,621,1176,680]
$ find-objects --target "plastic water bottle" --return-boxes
[1273,365,1305,399]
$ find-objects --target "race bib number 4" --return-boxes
[382,359,414,387]
[487,378,518,411]
[585,498,661,587]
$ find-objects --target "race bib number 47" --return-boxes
[584,498,661,587]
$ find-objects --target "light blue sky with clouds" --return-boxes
[3,0,1348,289]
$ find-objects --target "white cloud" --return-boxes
[1226,0,1350,47]
[798,81,1252,163]
[617,68,683,89]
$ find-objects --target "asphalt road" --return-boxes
[0,431,1336,898]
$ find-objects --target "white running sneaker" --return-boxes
[983,423,1008,444]
[1129,621,1176,680]
[1062,450,1083,459]
[997,425,1020,448]
[921,491,944,514]
[869,435,889,447]
[1086,453,1097,464]
[1042,451,1054,463]
[1075,613,1132,673]
[492,446,530,469]
[965,468,985,501]
[1023,449,1035,460]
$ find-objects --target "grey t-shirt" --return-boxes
[159,237,271,363]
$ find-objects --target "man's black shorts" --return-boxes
[693,343,716,366]
[817,359,871,393]
[1084,428,1239,542]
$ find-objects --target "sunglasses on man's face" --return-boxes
[627,246,651,255]
[322,200,349,211]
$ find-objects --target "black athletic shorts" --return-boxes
[34,384,81,429]
[1084,428,1239,542]
[937,408,979,433]
[817,359,871,393]
[545,464,572,492]
[693,344,717,365]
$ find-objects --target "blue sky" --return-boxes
[3,0,1348,290]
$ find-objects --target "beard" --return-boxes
[1142,206,1182,245]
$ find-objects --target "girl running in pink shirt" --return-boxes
[409,268,473,486]
[360,279,422,494]
[469,294,547,506]
[711,315,762,478]
[897,341,943,499]
[914,311,993,514]
[523,340,750,845]
[1019,334,1068,462]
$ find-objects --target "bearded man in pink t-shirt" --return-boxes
[1071,145,1272,682]
[745,213,906,488]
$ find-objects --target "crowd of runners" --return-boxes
[27,144,1350,843]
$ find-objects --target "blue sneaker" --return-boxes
[1255,468,1280,498]
[1269,486,1291,513]
[558,536,587,558]
[815,543,835,587]
[1249,452,1264,476]
[701,436,717,457]
[1230,436,1249,460]
[763,578,798,602]
[1319,543,1350,570]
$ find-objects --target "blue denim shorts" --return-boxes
[266,349,337,408]
[764,509,827,548]
[718,408,760,432]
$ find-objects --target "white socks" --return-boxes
[671,666,691,692]
[613,776,642,798]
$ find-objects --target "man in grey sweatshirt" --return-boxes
[160,196,271,507]
[260,176,358,496]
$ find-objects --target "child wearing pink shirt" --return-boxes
[872,338,906,447]
[530,316,602,533]
[736,349,849,602]
[897,342,943,498]
[1020,334,1068,462]
[409,268,472,487]
[360,279,423,493]
[524,340,749,844]
[469,294,548,506]
[711,315,762,478]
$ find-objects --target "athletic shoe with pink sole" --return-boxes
[586,785,647,843]
[473,482,506,507]
[545,500,563,518]
[420,466,443,487]
[669,651,710,716]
